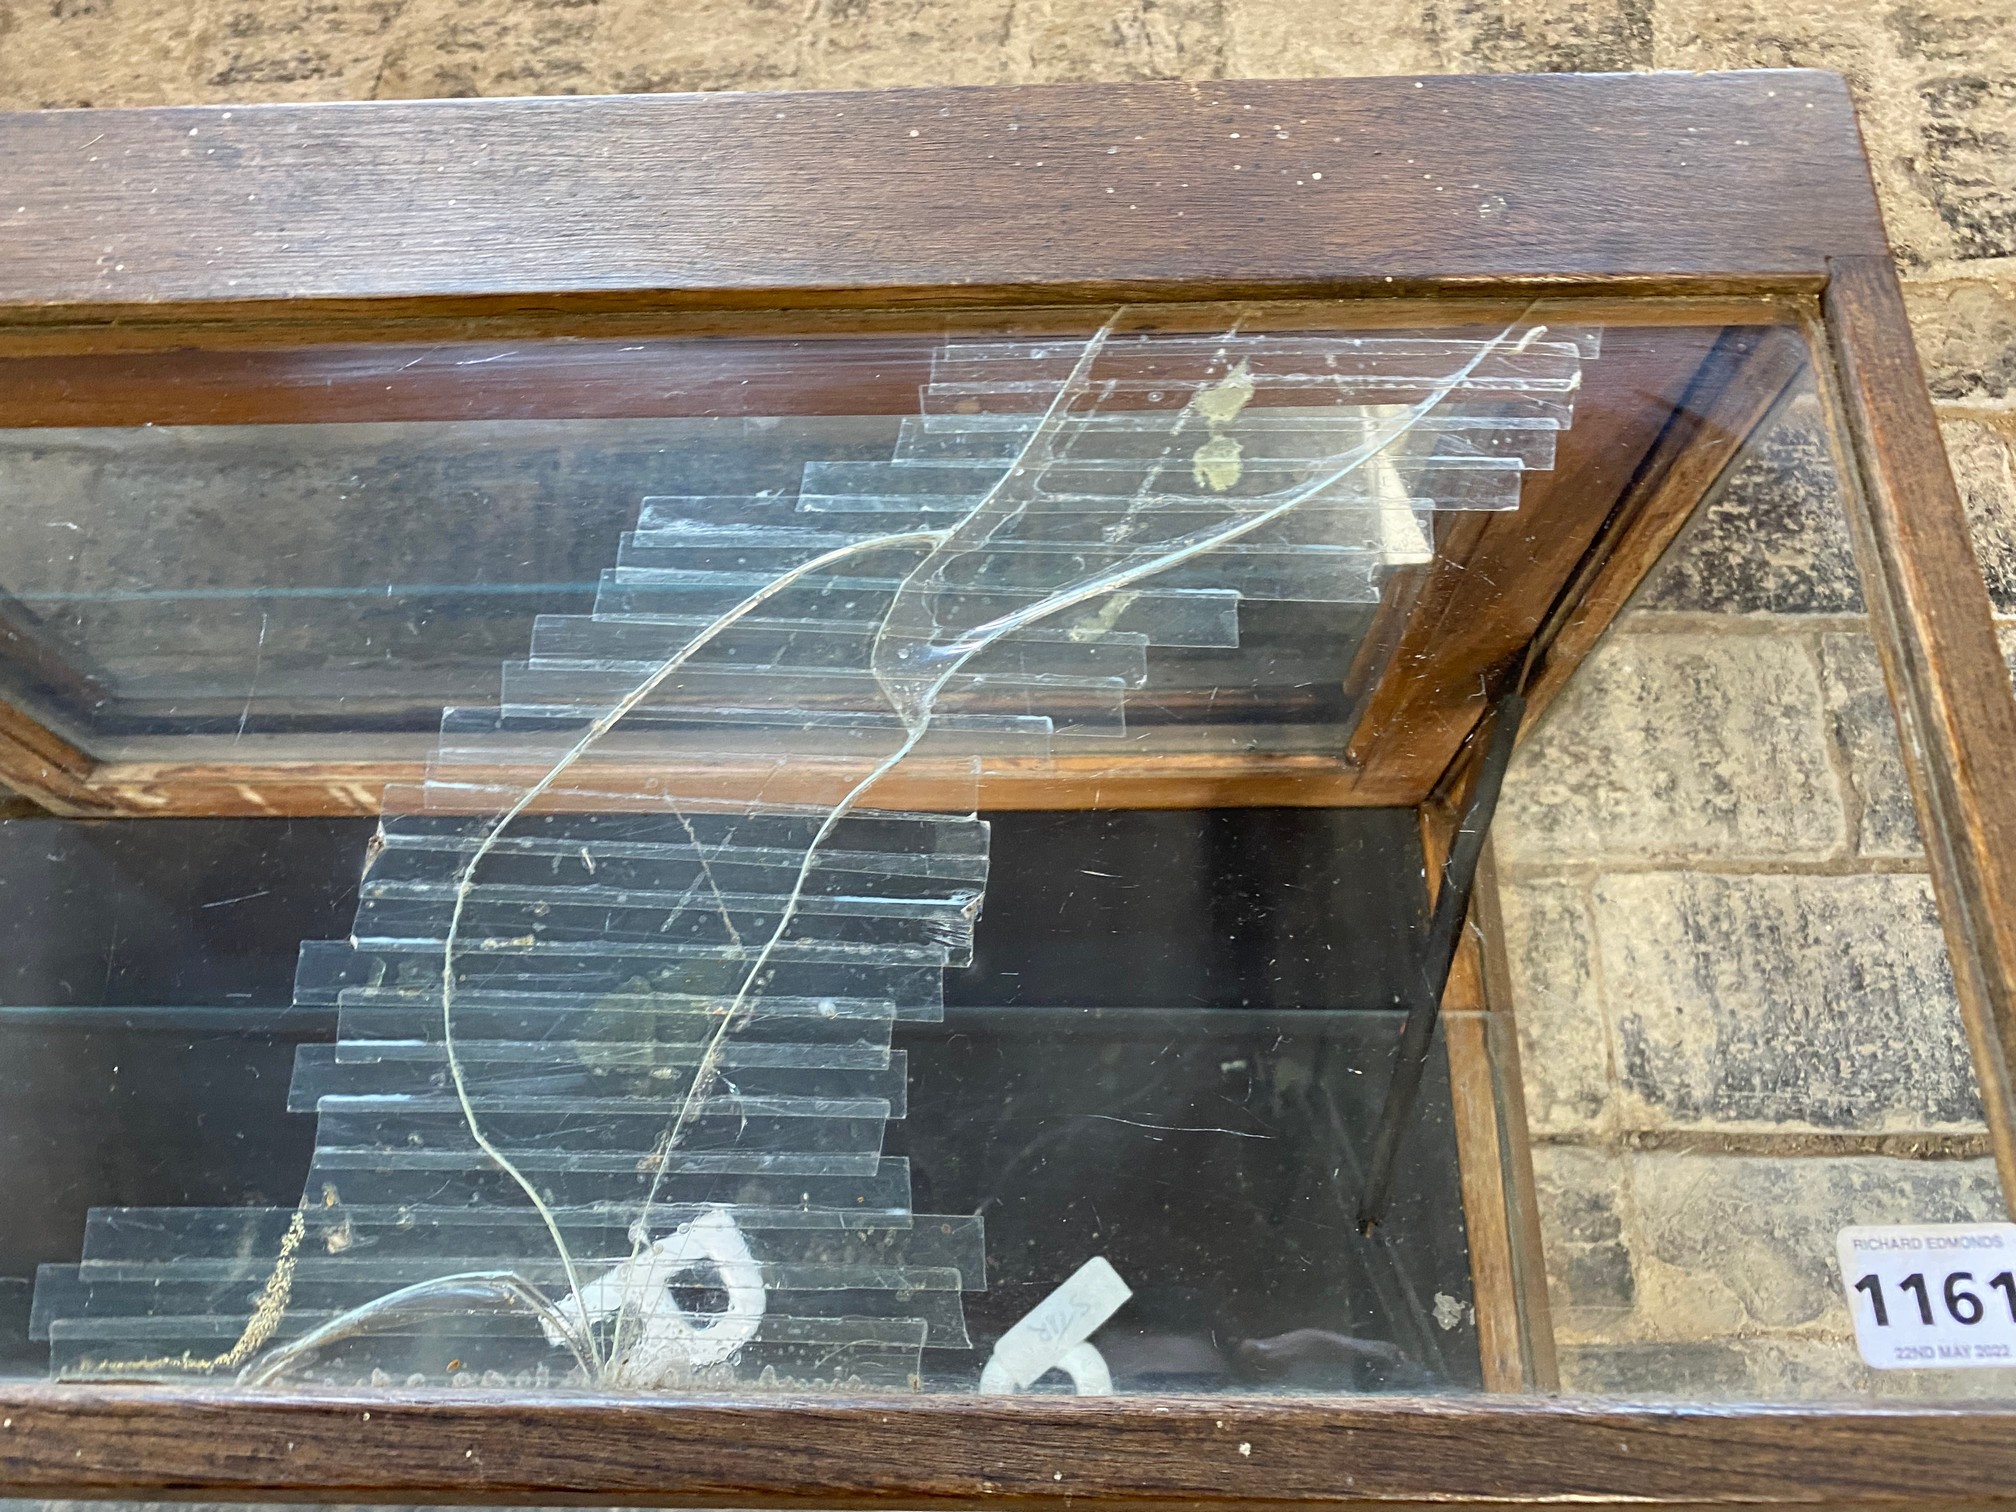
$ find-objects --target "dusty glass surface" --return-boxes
[0,300,2006,1405]
[0,310,1575,762]
[1491,340,2016,1403]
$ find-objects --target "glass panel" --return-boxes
[0,299,2005,1409]
[1494,339,2016,1403]
[0,310,1590,766]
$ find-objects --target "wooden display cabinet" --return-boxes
[0,68,2012,1511]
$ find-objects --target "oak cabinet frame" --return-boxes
[2,68,2015,1511]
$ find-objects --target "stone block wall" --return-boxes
[1496,384,2014,1398]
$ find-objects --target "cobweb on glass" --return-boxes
[31,311,1590,1393]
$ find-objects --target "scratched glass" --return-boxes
[0,300,2005,1405]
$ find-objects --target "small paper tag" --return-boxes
[1837,1223,2016,1370]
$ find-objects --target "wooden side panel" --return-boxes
[1467,837,1562,1393]
[0,321,1780,818]
[0,74,1881,321]
[1824,255,2016,1209]
[0,707,109,816]
[1421,805,1535,1392]
[1344,327,1722,795]
[1516,322,1808,730]
[55,750,1422,817]
[3,1384,2016,1508]
[0,337,949,427]
[0,303,1803,426]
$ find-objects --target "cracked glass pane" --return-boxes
[2,299,2002,1407]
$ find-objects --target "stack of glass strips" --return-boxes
[32,321,1589,1392]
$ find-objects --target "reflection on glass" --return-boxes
[0,317,1585,758]
[1498,369,2015,1402]
[16,310,1584,1394]
[9,301,2001,1407]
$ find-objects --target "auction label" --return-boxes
[1837,1223,2016,1369]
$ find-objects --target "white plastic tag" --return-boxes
[986,1255,1132,1391]
[1837,1223,2016,1370]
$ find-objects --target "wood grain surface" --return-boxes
[0,75,2009,1512]
[46,748,1425,816]
[1342,325,1722,789]
[2,1383,2014,1507]
[1466,838,1561,1393]
[0,72,1883,322]
[1825,254,2016,1212]
[1514,321,1809,731]
[1420,804,1548,1393]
